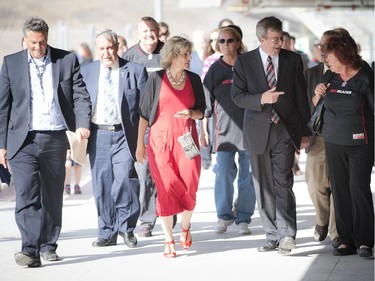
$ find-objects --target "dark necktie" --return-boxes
[103,67,117,125]
[266,56,280,124]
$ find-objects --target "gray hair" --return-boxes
[23,16,49,37]
[160,36,193,69]
[96,29,118,46]
[255,16,282,40]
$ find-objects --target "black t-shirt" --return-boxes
[203,57,245,152]
[323,67,374,146]
[122,41,163,73]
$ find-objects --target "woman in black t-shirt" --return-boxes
[314,32,374,258]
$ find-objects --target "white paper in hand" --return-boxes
[65,131,88,167]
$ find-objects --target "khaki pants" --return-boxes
[305,136,338,240]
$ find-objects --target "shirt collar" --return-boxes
[258,46,278,64]
[28,46,51,64]
[100,57,119,72]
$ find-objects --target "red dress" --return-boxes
[147,74,201,216]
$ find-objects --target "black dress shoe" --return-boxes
[333,246,357,256]
[92,238,117,247]
[120,232,137,248]
[257,240,278,252]
[358,247,373,258]
[41,250,60,261]
[14,252,41,267]
[331,237,341,249]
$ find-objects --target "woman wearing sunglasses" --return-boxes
[200,25,256,235]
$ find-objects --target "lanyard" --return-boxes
[31,57,47,97]
[31,56,51,114]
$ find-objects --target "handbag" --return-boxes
[177,120,200,160]
[307,69,333,134]
[307,96,325,134]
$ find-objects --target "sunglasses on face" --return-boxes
[218,38,236,44]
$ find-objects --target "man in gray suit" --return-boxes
[0,16,92,267]
[81,30,148,249]
[231,16,311,255]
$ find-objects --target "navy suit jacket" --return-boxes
[81,58,148,160]
[231,48,311,154]
[0,46,92,159]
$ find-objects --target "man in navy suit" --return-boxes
[81,30,148,248]
[231,16,311,255]
[0,16,92,267]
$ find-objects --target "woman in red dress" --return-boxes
[136,36,206,257]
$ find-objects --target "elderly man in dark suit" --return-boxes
[0,16,92,267]
[81,30,147,249]
[231,16,311,255]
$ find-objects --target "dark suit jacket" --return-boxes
[231,47,311,154]
[304,62,324,153]
[0,46,92,159]
[81,58,148,160]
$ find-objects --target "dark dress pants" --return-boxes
[88,128,140,241]
[10,130,68,258]
[248,123,296,241]
[325,141,374,248]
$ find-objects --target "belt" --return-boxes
[91,123,122,132]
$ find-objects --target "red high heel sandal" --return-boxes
[180,224,192,250]
[164,240,176,258]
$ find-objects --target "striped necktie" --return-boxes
[103,67,117,125]
[266,56,280,124]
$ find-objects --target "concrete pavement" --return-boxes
[0,153,374,281]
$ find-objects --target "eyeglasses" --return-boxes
[264,36,284,44]
[218,38,236,44]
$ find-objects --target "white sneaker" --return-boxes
[214,219,234,234]
[278,236,296,255]
[238,223,251,235]
[0,183,9,191]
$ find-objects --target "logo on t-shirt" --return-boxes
[221,79,233,85]
[330,89,352,95]
[353,133,365,139]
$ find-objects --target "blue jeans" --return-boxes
[213,150,256,224]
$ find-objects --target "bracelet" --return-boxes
[189,110,192,119]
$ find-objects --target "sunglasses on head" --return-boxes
[218,38,236,44]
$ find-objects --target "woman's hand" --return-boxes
[313,83,330,106]
[174,109,192,119]
[200,131,209,147]
[136,143,147,163]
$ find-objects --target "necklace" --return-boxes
[166,68,186,86]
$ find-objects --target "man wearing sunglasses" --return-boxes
[231,16,310,255]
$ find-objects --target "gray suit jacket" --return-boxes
[0,46,92,159]
[231,47,311,155]
[81,58,148,160]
